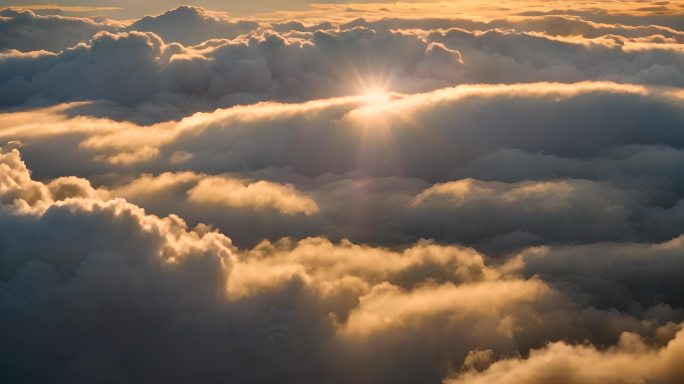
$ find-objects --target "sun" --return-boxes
[362,88,391,106]
[354,72,393,107]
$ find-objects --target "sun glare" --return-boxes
[362,89,391,106]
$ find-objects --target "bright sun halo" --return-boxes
[362,89,391,105]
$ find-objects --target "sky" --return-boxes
[2,1,684,383]
[5,0,322,16]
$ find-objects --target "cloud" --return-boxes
[427,27,684,86]
[114,171,318,216]
[187,176,318,215]
[3,3,684,382]
[446,325,684,384]
[407,178,637,247]
[0,27,465,121]
[3,147,681,383]
[506,236,684,311]
[4,12,684,123]
[127,6,259,46]
[5,82,684,249]
[0,7,117,52]
[518,6,684,31]
[339,14,684,42]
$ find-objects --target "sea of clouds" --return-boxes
[2,1,684,383]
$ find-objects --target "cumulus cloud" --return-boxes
[187,176,318,214]
[506,237,684,311]
[426,27,684,85]
[4,147,672,384]
[126,6,259,46]
[0,27,464,121]
[114,171,318,216]
[0,7,117,52]
[5,82,684,249]
[446,325,684,384]
[4,9,684,122]
[407,178,637,247]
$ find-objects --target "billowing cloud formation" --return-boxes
[508,237,684,311]
[0,27,463,122]
[2,2,684,383]
[4,82,684,249]
[447,327,684,384]
[0,7,117,52]
[115,171,319,215]
[6,3,684,122]
[335,14,684,42]
[126,6,258,45]
[1,148,682,384]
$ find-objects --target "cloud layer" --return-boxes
[4,82,684,249]
[4,4,684,122]
[1,147,683,384]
